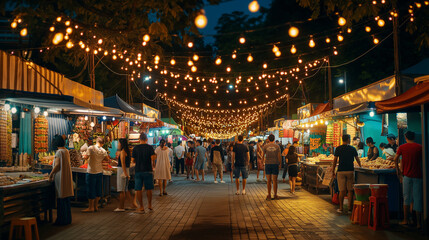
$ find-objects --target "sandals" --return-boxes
[163,192,168,195]
[266,195,272,200]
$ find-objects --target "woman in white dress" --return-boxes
[49,135,74,225]
[154,139,171,196]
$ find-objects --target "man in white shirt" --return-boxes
[174,141,185,175]
[82,137,110,213]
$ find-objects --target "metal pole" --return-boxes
[422,103,429,233]
[344,71,347,93]
[287,95,290,119]
[328,57,333,107]
[393,14,401,95]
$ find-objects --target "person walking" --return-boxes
[226,143,234,183]
[167,142,174,175]
[211,139,225,183]
[174,141,185,175]
[194,140,207,181]
[281,143,291,183]
[263,134,282,200]
[394,131,423,228]
[232,135,249,195]
[185,141,195,180]
[256,140,265,182]
[132,133,156,213]
[82,137,110,213]
[248,141,255,170]
[49,135,74,225]
[332,134,362,214]
[114,138,135,212]
[154,139,172,196]
[286,145,300,194]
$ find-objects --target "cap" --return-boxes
[386,134,396,139]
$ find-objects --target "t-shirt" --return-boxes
[286,153,299,165]
[87,145,107,174]
[382,148,396,160]
[132,144,155,172]
[174,145,185,159]
[263,142,281,165]
[210,145,224,163]
[248,145,254,158]
[387,143,398,153]
[334,144,358,172]
[195,145,207,162]
[233,143,249,167]
[397,142,422,178]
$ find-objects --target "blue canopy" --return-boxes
[104,94,145,116]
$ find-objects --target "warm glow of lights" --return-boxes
[65,27,72,34]
[377,19,385,27]
[337,34,344,42]
[290,45,297,54]
[215,57,222,65]
[288,26,299,37]
[325,37,331,43]
[239,37,246,44]
[154,55,160,61]
[275,51,281,57]
[298,58,303,64]
[188,60,194,66]
[93,49,98,54]
[373,38,379,44]
[66,41,74,48]
[49,26,55,32]
[263,63,267,69]
[11,22,17,28]
[193,54,199,61]
[247,54,253,62]
[272,45,279,53]
[365,26,371,32]
[112,55,117,60]
[20,28,27,36]
[248,0,260,12]
[309,38,315,48]
[56,17,62,22]
[52,32,64,45]
[195,13,208,28]
[188,42,194,48]
[347,28,352,33]
[85,47,90,52]
[65,20,70,26]
[191,66,197,72]
[226,66,231,72]
[338,17,346,26]
[170,59,176,65]
[143,34,150,42]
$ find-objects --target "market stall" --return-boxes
[301,154,333,194]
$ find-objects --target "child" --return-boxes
[379,143,395,160]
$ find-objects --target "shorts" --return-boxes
[226,163,232,172]
[185,158,194,166]
[288,165,298,177]
[135,172,154,191]
[403,176,423,212]
[117,167,130,192]
[212,162,223,174]
[336,171,354,192]
[233,166,248,179]
[194,160,205,170]
[265,164,280,175]
[86,173,103,199]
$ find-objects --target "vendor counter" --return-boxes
[301,161,331,194]
[354,167,401,214]
[0,179,54,232]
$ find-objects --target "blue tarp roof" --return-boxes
[104,94,144,116]
[402,58,429,76]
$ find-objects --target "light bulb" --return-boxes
[309,38,315,48]
[56,17,62,22]
[239,37,246,44]
[373,38,379,44]
[215,57,222,65]
[154,55,160,61]
[66,41,74,48]
[347,28,352,33]
[337,34,344,42]
[193,54,199,61]
[52,32,64,45]
[188,60,193,66]
[65,27,72,34]
[4,104,10,111]
[377,19,385,27]
[43,111,48,117]
[90,122,95,127]
[338,17,346,26]
[232,53,237,59]
[248,0,260,13]
[188,42,194,48]
[325,37,331,43]
[191,66,197,72]
[11,107,17,114]
[365,26,371,32]
[84,116,88,121]
[143,34,150,42]
[272,45,279,53]
[226,66,231,72]
[275,51,281,57]
[195,13,208,28]
[290,45,297,54]
[49,26,55,32]
[288,26,299,37]
[11,22,17,28]
[263,63,267,69]
[20,28,27,36]
[34,107,40,114]
[112,55,117,60]
[247,54,253,62]
[369,111,375,117]
[170,59,176,65]
[102,116,107,120]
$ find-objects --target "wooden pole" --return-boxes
[328,57,333,107]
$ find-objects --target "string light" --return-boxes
[347,28,352,33]
[187,42,194,48]
[66,41,74,48]
[325,37,331,43]
[232,52,237,59]
[263,63,267,69]
[247,54,253,62]
[377,19,385,27]
[195,11,208,28]
[52,32,64,45]
[170,58,176,65]
[193,54,199,61]
[20,28,27,36]
[288,26,299,37]
[290,45,297,54]
[275,51,281,57]
[11,22,17,28]
[215,57,222,65]
[373,37,379,44]
[143,34,150,42]
[226,66,231,72]
[188,60,194,66]
[239,37,246,44]
[272,45,279,53]
[338,17,347,26]
[309,38,315,48]
[191,66,197,72]
[365,26,371,32]
[248,0,260,13]
[337,34,344,42]
[56,16,62,22]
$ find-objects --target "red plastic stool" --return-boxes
[350,201,369,225]
[368,196,389,230]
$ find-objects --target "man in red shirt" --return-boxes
[394,131,423,228]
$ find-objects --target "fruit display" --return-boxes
[69,149,82,167]
[34,116,48,153]
[0,107,12,164]
[0,173,49,187]
[73,116,93,144]
[0,175,18,186]
[38,151,55,165]
[306,154,334,164]
[355,157,395,169]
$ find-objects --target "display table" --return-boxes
[70,167,112,204]
[0,180,55,233]
[354,168,401,214]
[301,162,330,194]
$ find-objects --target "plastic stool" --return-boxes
[9,217,40,240]
[368,196,389,231]
[350,201,369,225]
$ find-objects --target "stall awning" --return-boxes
[310,103,331,117]
[104,94,145,116]
[375,81,429,113]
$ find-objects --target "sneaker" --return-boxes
[336,209,343,213]
[256,178,260,182]
[113,208,125,212]
[242,190,246,195]
[214,180,219,184]
[235,191,240,195]
[220,181,226,183]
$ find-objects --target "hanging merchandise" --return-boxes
[73,116,92,143]
[326,123,333,144]
[346,118,356,137]
[333,122,342,147]
[34,115,49,154]
[0,106,12,164]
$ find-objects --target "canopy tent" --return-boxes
[310,102,331,117]
[402,58,429,76]
[104,94,155,122]
[375,81,429,113]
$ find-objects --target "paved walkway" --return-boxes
[38,172,425,240]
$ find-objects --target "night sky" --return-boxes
[201,0,273,44]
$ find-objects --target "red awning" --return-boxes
[375,81,429,113]
[310,102,331,117]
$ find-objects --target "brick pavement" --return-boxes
[35,172,425,240]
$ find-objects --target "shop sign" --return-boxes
[142,104,160,119]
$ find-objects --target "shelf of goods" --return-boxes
[354,157,400,215]
[34,116,48,154]
[129,133,140,146]
[0,108,12,165]
[73,116,93,144]
[302,155,333,194]
[0,172,54,232]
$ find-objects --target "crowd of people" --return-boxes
[47,131,423,229]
